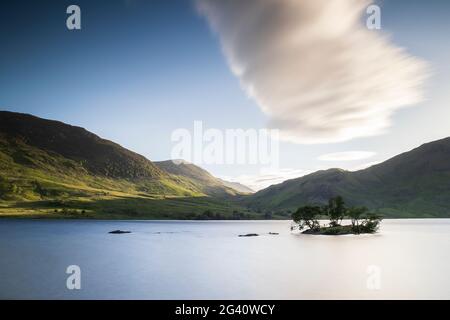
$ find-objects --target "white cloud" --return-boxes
[197,0,429,144]
[221,168,312,191]
[351,160,381,171]
[318,151,376,161]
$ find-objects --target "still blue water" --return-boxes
[0,219,449,299]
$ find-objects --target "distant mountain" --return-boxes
[154,160,252,196]
[0,111,253,219]
[246,137,450,217]
[0,112,207,203]
[2,111,449,219]
[218,179,254,194]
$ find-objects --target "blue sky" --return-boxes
[1,0,450,190]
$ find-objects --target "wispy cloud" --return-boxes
[351,160,381,171]
[221,168,312,191]
[318,151,376,161]
[197,0,429,144]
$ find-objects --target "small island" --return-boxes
[291,196,382,235]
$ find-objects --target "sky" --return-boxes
[1,0,450,191]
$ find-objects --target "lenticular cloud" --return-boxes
[197,0,429,144]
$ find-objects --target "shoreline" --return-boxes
[0,216,448,221]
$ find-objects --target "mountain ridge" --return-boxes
[154,160,247,197]
[1,110,449,218]
[0,111,255,219]
[245,137,450,217]
[0,111,165,180]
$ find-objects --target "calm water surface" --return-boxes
[0,219,449,299]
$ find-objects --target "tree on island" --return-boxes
[292,196,382,235]
[347,206,369,234]
[326,196,346,227]
[360,213,383,233]
[292,205,322,232]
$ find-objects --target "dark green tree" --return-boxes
[292,197,383,235]
[347,206,368,234]
[327,196,346,226]
[292,205,322,231]
[360,213,383,233]
[264,211,273,220]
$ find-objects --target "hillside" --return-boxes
[154,160,251,196]
[218,179,254,194]
[0,111,166,179]
[2,111,449,219]
[245,137,450,218]
[0,111,249,218]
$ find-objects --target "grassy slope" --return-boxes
[2,111,449,219]
[0,112,254,219]
[244,138,450,218]
[154,160,240,197]
[0,138,251,219]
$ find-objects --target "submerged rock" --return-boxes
[268,232,279,235]
[239,233,259,237]
[109,230,131,234]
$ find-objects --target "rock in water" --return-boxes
[238,233,259,237]
[109,230,131,234]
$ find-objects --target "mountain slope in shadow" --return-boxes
[245,137,450,217]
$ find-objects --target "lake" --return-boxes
[0,219,449,299]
